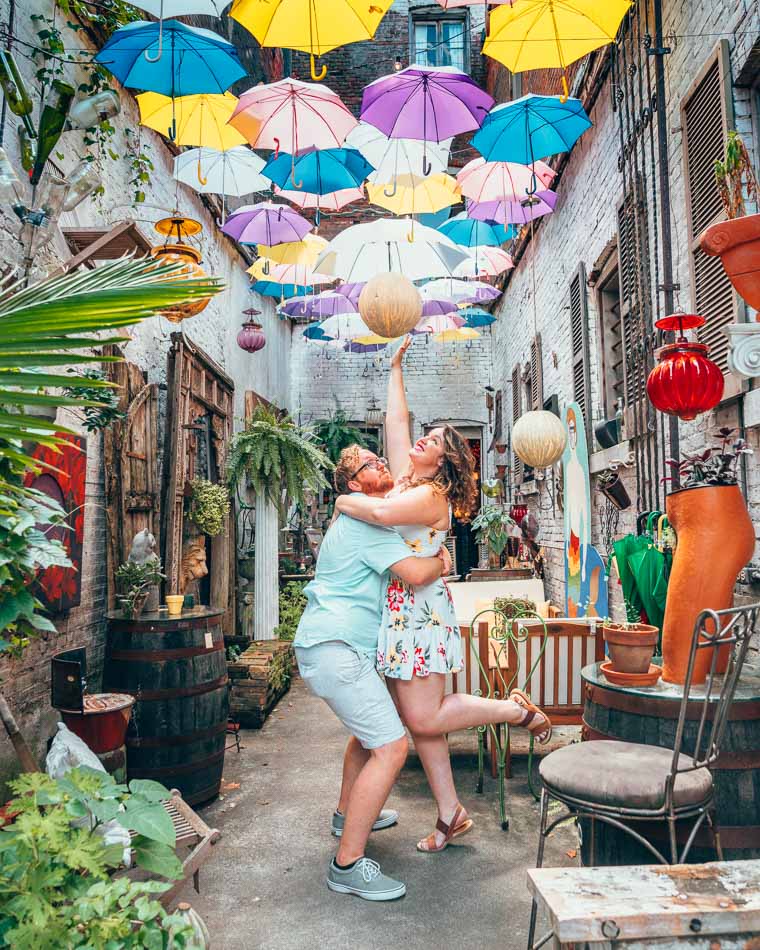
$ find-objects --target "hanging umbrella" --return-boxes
[174,146,269,195]
[318,313,376,340]
[471,94,592,165]
[346,123,452,181]
[411,313,465,335]
[314,218,469,282]
[274,183,364,211]
[344,339,390,353]
[361,65,494,152]
[262,148,373,194]
[281,290,357,318]
[222,201,312,245]
[460,306,496,327]
[258,234,328,266]
[435,0,510,6]
[248,259,334,287]
[457,157,537,203]
[421,277,500,304]
[467,190,558,224]
[333,282,366,302]
[251,280,311,298]
[138,91,245,148]
[229,78,357,152]
[421,297,458,317]
[367,173,460,215]
[438,212,517,247]
[303,323,332,339]
[532,160,556,188]
[483,0,632,100]
[130,0,227,14]
[454,245,514,278]
[433,326,480,343]
[95,20,246,97]
[230,0,394,80]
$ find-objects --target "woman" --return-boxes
[334,336,551,853]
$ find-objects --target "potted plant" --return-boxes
[597,468,631,510]
[699,130,760,311]
[313,410,376,464]
[116,558,165,619]
[188,478,231,537]
[602,619,659,674]
[472,505,515,569]
[660,427,755,685]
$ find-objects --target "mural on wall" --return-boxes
[23,433,87,613]
[562,403,608,618]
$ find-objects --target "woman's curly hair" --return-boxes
[403,425,478,522]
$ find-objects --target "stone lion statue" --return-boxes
[181,537,208,593]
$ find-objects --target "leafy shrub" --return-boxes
[274,581,308,641]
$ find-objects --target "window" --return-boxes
[411,11,467,72]
[569,264,591,440]
[595,254,625,421]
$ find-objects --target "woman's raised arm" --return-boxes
[335,484,448,528]
[385,336,414,480]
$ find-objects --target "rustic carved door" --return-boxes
[163,333,235,632]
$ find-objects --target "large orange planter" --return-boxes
[698,213,760,314]
[662,485,755,684]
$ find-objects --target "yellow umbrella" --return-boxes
[433,327,481,343]
[483,0,631,100]
[353,333,394,344]
[367,173,461,216]
[256,234,328,267]
[230,0,394,80]
[137,91,247,150]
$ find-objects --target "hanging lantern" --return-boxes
[358,272,422,339]
[237,307,266,352]
[646,313,724,422]
[68,89,120,129]
[150,215,212,323]
[512,410,567,469]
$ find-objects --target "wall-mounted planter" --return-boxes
[594,418,620,450]
[597,472,631,510]
[698,213,760,312]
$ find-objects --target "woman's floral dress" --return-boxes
[376,519,463,680]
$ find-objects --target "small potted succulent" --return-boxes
[188,478,231,537]
[699,130,760,311]
[472,505,516,568]
[597,468,631,510]
[116,559,165,619]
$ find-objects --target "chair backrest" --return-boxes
[671,602,760,780]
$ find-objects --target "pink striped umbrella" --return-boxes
[457,156,536,202]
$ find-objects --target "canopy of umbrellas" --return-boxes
[94,0,630,350]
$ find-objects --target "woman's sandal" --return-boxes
[509,688,553,745]
[416,804,473,853]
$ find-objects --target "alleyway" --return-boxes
[179,677,577,950]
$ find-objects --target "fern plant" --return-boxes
[313,411,375,464]
[227,405,333,512]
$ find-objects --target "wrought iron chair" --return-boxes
[469,605,549,829]
[527,601,760,950]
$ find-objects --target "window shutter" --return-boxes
[493,389,503,444]
[511,364,522,484]
[682,41,737,387]
[569,264,591,439]
[530,334,543,410]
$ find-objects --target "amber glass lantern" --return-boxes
[150,215,211,323]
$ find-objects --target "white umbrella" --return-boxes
[173,146,270,196]
[346,122,452,182]
[421,277,501,304]
[314,218,468,282]
[453,245,514,278]
[129,0,227,16]
[319,314,376,339]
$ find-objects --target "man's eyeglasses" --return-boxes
[350,456,388,479]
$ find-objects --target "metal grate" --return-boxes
[530,334,543,410]
[569,264,591,436]
[511,364,522,485]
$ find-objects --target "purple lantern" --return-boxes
[237,308,266,353]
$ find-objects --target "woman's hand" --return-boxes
[391,335,412,369]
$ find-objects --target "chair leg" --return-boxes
[490,723,499,779]
[497,741,508,831]
[527,787,550,950]
[589,816,596,866]
[707,807,724,862]
[667,816,678,865]
[476,728,485,794]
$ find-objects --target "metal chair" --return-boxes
[527,601,760,950]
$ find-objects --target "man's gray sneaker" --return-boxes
[331,808,398,837]
[327,857,406,901]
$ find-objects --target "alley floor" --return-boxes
[178,675,577,950]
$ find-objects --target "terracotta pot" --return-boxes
[60,693,134,754]
[602,623,659,674]
[698,213,760,313]
[662,484,755,685]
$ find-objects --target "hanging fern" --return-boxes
[227,405,333,511]
[313,411,376,464]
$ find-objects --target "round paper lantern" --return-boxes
[237,308,266,353]
[150,244,211,323]
[646,313,724,421]
[512,410,567,469]
[358,272,422,339]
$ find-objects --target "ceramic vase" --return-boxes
[699,213,760,313]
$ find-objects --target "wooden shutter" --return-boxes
[616,191,647,436]
[104,354,160,608]
[511,364,522,484]
[569,264,591,439]
[682,40,739,394]
[530,334,543,410]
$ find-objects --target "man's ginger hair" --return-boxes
[333,444,363,495]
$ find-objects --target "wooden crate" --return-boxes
[228,640,294,728]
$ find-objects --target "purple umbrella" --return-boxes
[421,298,458,317]
[467,190,558,225]
[280,292,358,319]
[360,65,493,174]
[221,201,311,246]
[333,282,366,302]
[343,340,388,353]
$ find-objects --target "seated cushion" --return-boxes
[539,740,713,810]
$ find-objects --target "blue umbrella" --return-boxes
[252,281,311,299]
[438,212,518,247]
[95,20,246,97]
[262,149,373,194]
[460,307,496,328]
[303,324,332,340]
[471,94,592,165]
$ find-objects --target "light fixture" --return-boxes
[512,410,567,469]
[62,160,102,212]
[394,54,403,71]
[366,396,384,427]
[237,307,266,352]
[68,90,121,130]
[150,215,212,323]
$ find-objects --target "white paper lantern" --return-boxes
[358,272,422,339]
[512,410,567,468]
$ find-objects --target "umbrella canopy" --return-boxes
[343,339,390,353]
[318,313,376,340]
[460,306,496,327]
[333,282,366,302]
[95,20,245,97]
[411,313,465,334]
[421,277,500,304]
[532,160,556,188]
[251,280,311,298]
[435,0,510,6]
[248,259,334,287]
[346,122,451,180]
[129,0,227,14]
[222,201,312,245]
[314,218,468,282]
[471,94,592,164]
[281,290,357,318]
[367,172,460,215]
[454,245,514,278]
[467,190,558,224]
[457,157,537,203]
[174,146,269,195]
[438,211,517,246]
[274,184,364,210]
[433,326,480,343]
[421,298,458,317]
[229,78,357,152]
[138,91,245,148]
[360,65,494,143]
[258,233,328,266]
[303,323,331,339]
[262,148,373,194]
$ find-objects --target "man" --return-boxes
[295,445,450,902]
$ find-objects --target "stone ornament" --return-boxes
[726,322,760,378]
[181,537,208,593]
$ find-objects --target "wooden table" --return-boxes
[527,859,760,948]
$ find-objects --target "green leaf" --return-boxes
[131,836,183,880]
[127,779,169,803]
[117,799,175,846]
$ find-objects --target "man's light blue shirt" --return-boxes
[294,506,413,657]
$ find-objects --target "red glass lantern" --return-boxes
[510,503,528,523]
[237,308,266,353]
[646,313,724,422]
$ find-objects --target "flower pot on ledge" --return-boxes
[602,623,658,674]
[698,213,760,313]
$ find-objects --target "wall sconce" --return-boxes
[394,54,403,71]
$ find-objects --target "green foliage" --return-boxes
[188,479,231,537]
[715,130,760,220]
[493,596,537,619]
[115,559,165,618]
[312,411,375,464]
[62,368,125,432]
[274,581,308,641]
[0,768,191,949]
[471,505,515,556]
[226,643,241,662]
[125,131,154,205]
[227,405,333,512]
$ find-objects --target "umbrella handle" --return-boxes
[315,207,321,228]
[144,16,164,63]
[291,172,304,189]
[422,156,432,176]
[273,137,280,160]
[560,74,569,104]
[262,259,270,275]
[526,171,538,197]
[383,176,397,198]
[197,155,208,186]
[407,221,415,243]
[310,54,327,81]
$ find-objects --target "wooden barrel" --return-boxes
[104,607,228,806]
[580,661,760,864]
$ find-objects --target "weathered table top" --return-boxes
[105,606,224,623]
[527,859,760,945]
